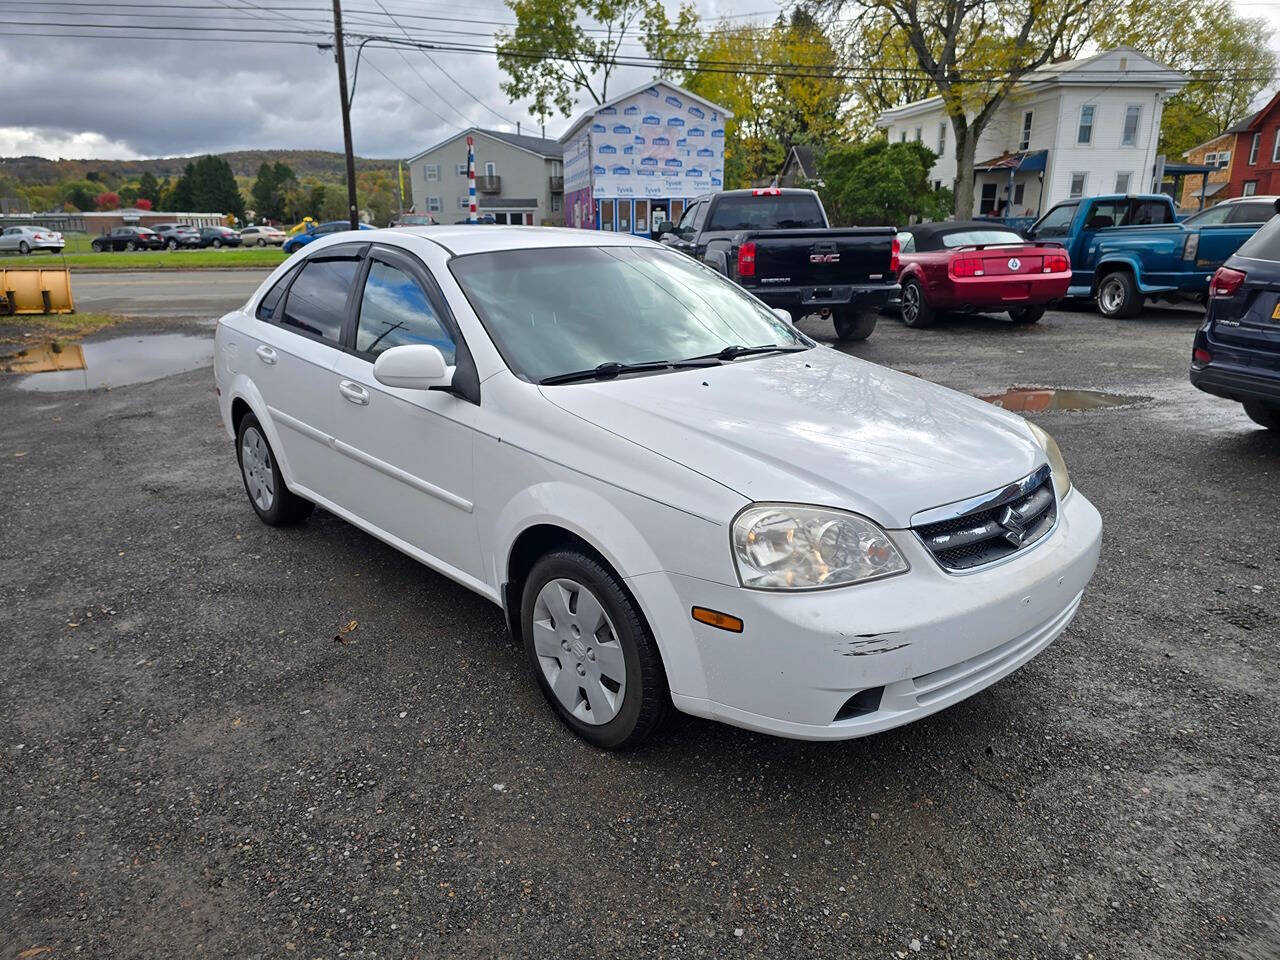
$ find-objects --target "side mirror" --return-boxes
[655,220,675,237]
[373,344,454,391]
[1273,197,1280,216]
[772,307,794,326]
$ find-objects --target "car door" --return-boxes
[247,244,365,505]
[327,245,483,583]
[0,228,16,251]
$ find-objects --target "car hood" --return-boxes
[540,347,1043,528]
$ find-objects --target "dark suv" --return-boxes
[91,226,164,252]
[1190,198,1280,430]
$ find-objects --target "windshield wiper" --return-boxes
[688,343,810,362]
[539,358,720,385]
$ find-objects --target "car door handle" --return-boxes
[255,345,277,365]
[338,380,369,406]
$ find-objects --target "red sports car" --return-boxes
[894,221,1071,327]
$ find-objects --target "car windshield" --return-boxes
[450,244,811,383]
[940,229,1025,248]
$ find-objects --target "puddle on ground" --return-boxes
[5,334,212,392]
[980,387,1147,412]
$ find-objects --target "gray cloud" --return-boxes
[0,0,758,160]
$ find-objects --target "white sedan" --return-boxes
[0,225,65,254]
[214,226,1102,749]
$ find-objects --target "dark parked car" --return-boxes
[657,187,898,342]
[1190,198,1280,430]
[199,226,243,249]
[149,223,202,250]
[893,221,1071,327]
[90,226,164,252]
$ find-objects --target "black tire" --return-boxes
[257,238,267,247]
[212,238,222,249]
[92,240,106,253]
[899,277,937,328]
[125,240,137,252]
[18,241,30,255]
[235,414,314,526]
[833,310,878,341]
[1097,271,1144,319]
[521,549,671,750]
[166,239,178,251]
[1243,400,1280,430]
[1008,304,1045,324]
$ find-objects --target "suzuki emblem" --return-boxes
[1007,257,1022,271]
[998,506,1027,546]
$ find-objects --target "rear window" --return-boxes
[940,229,1024,248]
[1228,201,1276,224]
[1234,217,1280,262]
[706,194,825,231]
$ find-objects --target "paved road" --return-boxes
[70,269,272,319]
[2,304,1277,958]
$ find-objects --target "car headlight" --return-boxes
[1027,422,1071,499]
[732,504,909,590]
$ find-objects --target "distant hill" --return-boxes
[0,150,400,185]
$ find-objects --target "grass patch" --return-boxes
[0,311,127,343]
[2,247,288,270]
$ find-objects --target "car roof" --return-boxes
[904,221,1025,251]
[384,225,655,256]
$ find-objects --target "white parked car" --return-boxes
[239,225,287,247]
[0,225,65,254]
[214,227,1102,749]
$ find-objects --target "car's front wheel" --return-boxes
[1243,400,1280,430]
[1097,271,1144,318]
[832,310,877,341]
[125,240,137,251]
[212,238,222,248]
[521,549,670,750]
[236,414,314,526]
[166,239,178,251]
[257,238,267,247]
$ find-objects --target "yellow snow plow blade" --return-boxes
[1,267,75,315]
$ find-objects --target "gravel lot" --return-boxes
[2,299,1277,959]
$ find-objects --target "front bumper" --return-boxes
[629,488,1102,740]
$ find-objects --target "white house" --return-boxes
[559,79,732,235]
[876,47,1187,218]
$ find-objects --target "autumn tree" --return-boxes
[496,0,699,119]
[94,192,120,211]
[816,0,1093,218]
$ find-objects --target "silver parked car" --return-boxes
[239,225,287,247]
[0,225,65,254]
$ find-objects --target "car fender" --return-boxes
[1091,253,1146,294]
[702,239,732,275]
[491,480,713,699]
[223,373,299,488]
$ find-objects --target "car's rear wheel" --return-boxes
[91,240,105,252]
[900,278,937,328]
[521,549,670,750]
[832,310,877,341]
[18,241,30,255]
[1097,271,1144,319]
[257,238,267,247]
[1243,400,1280,430]
[212,238,222,248]
[236,414,314,526]
[1008,304,1045,324]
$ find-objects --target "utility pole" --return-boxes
[331,0,359,230]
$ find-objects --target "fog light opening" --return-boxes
[834,686,884,722]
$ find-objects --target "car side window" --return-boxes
[692,200,709,231]
[1228,201,1275,224]
[897,231,915,253]
[1084,201,1125,230]
[256,265,301,321]
[1126,200,1171,225]
[1032,203,1077,238]
[675,202,700,239]
[280,258,359,343]
[355,260,456,363]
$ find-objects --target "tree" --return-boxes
[137,171,161,207]
[135,197,153,211]
[64,182,96,212]
[1091,0,1277,154]
[179,155,246,219]
[94,191,120,211]
[816,0,1092,218]
[771,8,850,151]
[816,140,951,226]
[496,0,699,119]
[166,163,196,211]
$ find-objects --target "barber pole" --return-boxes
[467,135,477,224]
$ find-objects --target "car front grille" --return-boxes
[912,465,1057,572]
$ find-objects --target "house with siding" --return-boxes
[876,48,1186,218]
[1179,131,1238,209]
[405,128,563,225]
[558,79,731,235]
[1219,91,1280,200]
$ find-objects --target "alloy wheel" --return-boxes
[240,426,276,512]
[531,578,627,725]
[1100,279,1123,315]
[902,283,920,324]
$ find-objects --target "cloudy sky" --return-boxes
[2,0,1278,162]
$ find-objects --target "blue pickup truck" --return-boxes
[1023,194,1276,317]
